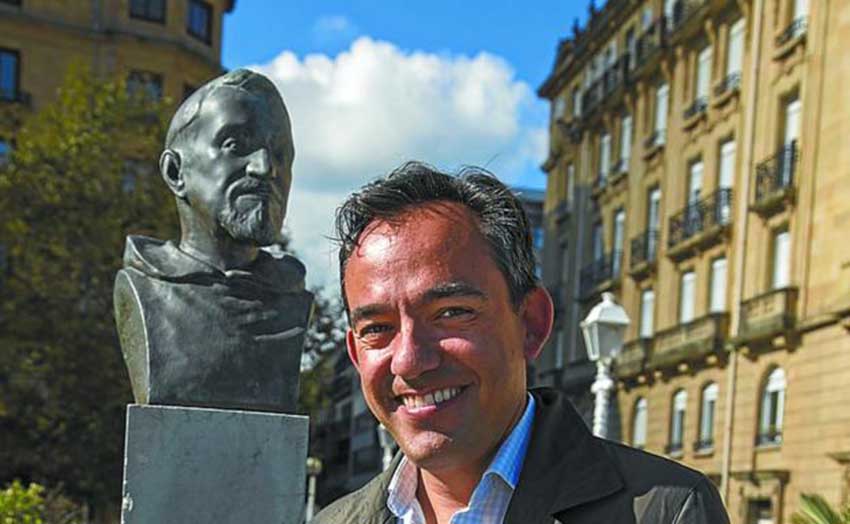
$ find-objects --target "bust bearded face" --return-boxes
[160,70,294,248]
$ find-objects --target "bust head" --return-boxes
[160,69,294,248]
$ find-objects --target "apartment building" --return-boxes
[538,0,850,522]
[0,0,235,161]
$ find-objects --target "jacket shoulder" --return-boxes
[312,474,389,524]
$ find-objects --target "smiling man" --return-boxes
[114,70,312,413]
[314,162,730,524]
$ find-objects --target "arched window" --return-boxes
[668,389,687,454]
[758,368,786,446]
[698,383,718,450]
[632,397,648,449]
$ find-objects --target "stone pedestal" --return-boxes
[121,404,308,524]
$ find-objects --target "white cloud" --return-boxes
[250,37,546,290]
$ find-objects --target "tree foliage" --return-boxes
[0,480,85,524]
[298,290,347,416]
[0,65,176,507]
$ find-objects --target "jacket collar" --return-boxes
[503,388,624,523]
[350,388,624,524]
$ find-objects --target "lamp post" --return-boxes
[376,423,396,471]
[580,292,630,439]
[305,456,323,522]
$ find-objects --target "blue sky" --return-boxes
[221,2,587,287]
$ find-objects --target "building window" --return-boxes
[653,83,669,146]
[647,187,661,257]
[783,95,802,150]
[591,221,604,263]
[695,46,713,104]
[709,257,727,313]
[668,389,687,454]
[632,398,648,449]
[130,0,166,23]
[553,97,566,120]
[620,113,633,167]
[758,368,786,446]
[566,163,575,207]
[127,70,163,101]
[718,139,736,221]
[187,0,213,44]
[727,19,745,79]
[679,270,696,323]
[0,139,9,165]
[748,499,775,524]
[598,131,611,183]
[698,383,718,450]
[572,86,581,117]
[0,48,19,101]
[771,229,791,289]
[612,209,625,277]
[639,288,655,338]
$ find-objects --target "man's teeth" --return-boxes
[402,387,462,409]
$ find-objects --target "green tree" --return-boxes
[0,480,85,524]
[792,493,850,524]
[298,289,346,416]
[0,64,176,508]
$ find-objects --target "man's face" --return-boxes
[179,87,293,246]
[344,202,544,474]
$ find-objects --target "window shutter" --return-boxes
[655,84,669,134]
[772,230,791,289]
[680,271,696,323]
[697,47,713,100]
[621,114,633,164]
[710,258,728,312]
[640,289,655,338]
[727,19,745,76]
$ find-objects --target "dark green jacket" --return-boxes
[314,388,730,524]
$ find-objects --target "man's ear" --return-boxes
[521,286,554,362]
[160,149,185,198]
[346,328,361,372]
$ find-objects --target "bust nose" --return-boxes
[246,147,272,178]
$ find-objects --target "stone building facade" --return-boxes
[538,1,850,522]
[0,0,235,159]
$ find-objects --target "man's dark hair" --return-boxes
[335,161,539,313]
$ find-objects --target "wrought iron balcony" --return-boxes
[618,338,651,378]
[683,96,708,121]
[669,0,709,37]
[579,250,623,297]
[714,72,742,98]
[694,438,714,452]
[580,80,604,118]
[635,18,667,72]
[738,287,798,344]
[602,55,630,96]
[643,129,666,150]
[0,88,32,106]
[652,312,729,369]
[776,16,807,47]
[630,229,660,271]
[754,141,797,212]
[756,427,783,447]
[665,441,684,455]
[668,188,733,251]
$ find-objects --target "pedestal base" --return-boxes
[121,404,308,524]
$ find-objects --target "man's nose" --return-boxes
[245,147,272,178]
[390,321,440,380]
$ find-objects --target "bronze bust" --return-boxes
[114,69,313,413]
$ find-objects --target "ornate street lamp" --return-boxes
[305,456,323,522]
[580,292,630,439]
[376,423,396,471]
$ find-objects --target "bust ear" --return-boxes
[159,149,185,198]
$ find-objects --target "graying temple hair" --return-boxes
[164,68,292,155]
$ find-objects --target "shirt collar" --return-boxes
[386,394,536,518]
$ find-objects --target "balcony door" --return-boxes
[647,188,661,259]
[687,161,704,235]
[783,97,802,185]
[696,46,713,103]
[655,83,669,143]
[680,271,696,323]
[613,209,625,276]
[719,140,736,221]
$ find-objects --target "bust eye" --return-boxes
[221,137,240,152]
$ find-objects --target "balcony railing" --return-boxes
[756,426,783,447]
[776,16,807,47]
[643,129,666,150]
[669,0,708,36]
[683,96,708,120]
[602,55,630,96]
[739,287,798,342]
[652,312,729,369]
[0,88,32,106]
[714,72,742,98]
[635,18,667,70]
[754,141,797,206]
[579,250,623,297]
[694,438,715,452]
[630,229,660,269]
[618,338,651,377]
[668,188,733,249]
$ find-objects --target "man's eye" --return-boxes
[359,324,393,337]
[437,307,473,319]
